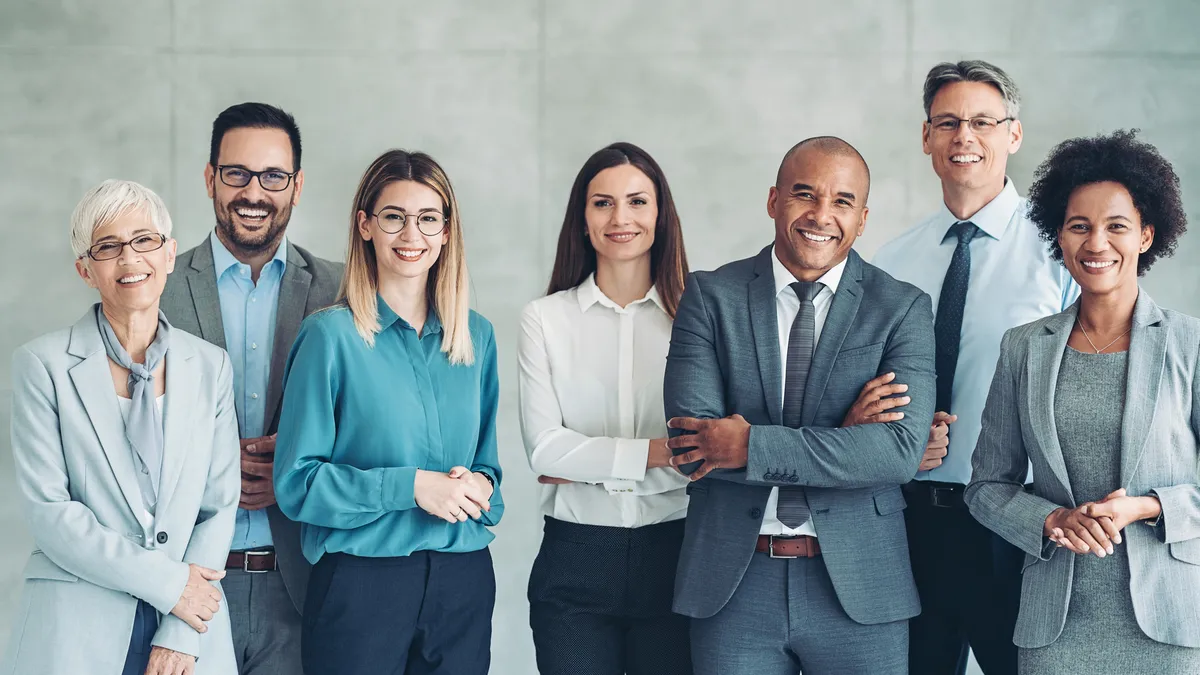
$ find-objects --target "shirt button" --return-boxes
[241,269,247,276]
[156,532,168,544]
[251,297,257,303]
[251,343,258,349]
[251,393,259,399]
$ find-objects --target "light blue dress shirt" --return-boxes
[873,179,1080,485]
[274,296,504,564]
[210,231,288,551]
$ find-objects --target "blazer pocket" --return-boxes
[1168,538,1200,565]
[873,487,907,515]
[836,342,885,364]
[22,551,78,583]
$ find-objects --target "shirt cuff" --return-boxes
[603,479,637,494]
[381,467,419,511]
[610,438,650,482]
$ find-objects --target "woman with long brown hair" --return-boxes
[274,150,503,675]
[519,142,692,674]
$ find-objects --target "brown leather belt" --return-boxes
[756,535,821,558]
[226,550,278,573]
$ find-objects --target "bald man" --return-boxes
[663,138,936,674]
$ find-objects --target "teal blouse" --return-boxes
[274,296,503,563]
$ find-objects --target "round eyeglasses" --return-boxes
[372,207,448,236]
[81,233,167,261]
[217,165,296,191]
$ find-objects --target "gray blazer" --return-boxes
[3,309,239,675]
[664,246,936,623]
[160,238,342,613]
[966,291,1200,649]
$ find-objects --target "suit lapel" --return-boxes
[749,247,783,426]
[265,243,313,433]
[187,242,227,349]
[66,311,147,522]
[155,336,197,519]
[1120,291,1166,486]
[802,251,863,426]
[1027,309,1076,503]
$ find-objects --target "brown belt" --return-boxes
[756,535,821,558]
[226,550,278,573]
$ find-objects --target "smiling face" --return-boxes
[75,208,177,313]
[356,180,449,286]
[1058,180,1153,296]
[584,164,658,265]
[922,81,1022,194]
[768,148,869,281]
[205,127,303,254]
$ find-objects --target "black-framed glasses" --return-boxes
[927,115,1015,134]
[217,165,296,191]
[371,207,448,236]
[81,233,167,261]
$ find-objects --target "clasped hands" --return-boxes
[1044,488,1162,558]
[414,467,494,523]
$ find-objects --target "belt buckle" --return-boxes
[243,549,273,574]
[768,536,799,559]
[930,486,957,508]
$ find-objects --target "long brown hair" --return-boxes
[546,142,689,318]
[339,149,474,364]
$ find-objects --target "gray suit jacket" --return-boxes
[664,246,936,623]
[160,237,343,613]
[3,310,239,675]
[966,290,1200,649]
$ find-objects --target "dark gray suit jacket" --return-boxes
[160,237,343,613]
[664,246,936,623]
[966,291,1200,648]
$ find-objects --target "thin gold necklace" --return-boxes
[1076,320,1131,354]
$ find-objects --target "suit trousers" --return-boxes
[121,600,159,675]
[905,487,1022,675]
[690,551,907,675]
[528,517,692,675]
[224,568,303,675]
[301,548,494,675]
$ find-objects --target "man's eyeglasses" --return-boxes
[217,165,297,191]
[927,115,1015,134]
[372,207,448,236]
[81,233,167,261]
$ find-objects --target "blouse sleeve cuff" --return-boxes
[610,438,650,482]
[382,467,419,512]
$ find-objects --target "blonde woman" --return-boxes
[273,150,503,675]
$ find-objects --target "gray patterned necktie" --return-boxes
[934,221,978,413]
[777,281,823,528]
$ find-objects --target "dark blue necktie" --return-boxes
[934,221,978,414]
[777,281,823,528]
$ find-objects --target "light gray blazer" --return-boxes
[966,290,1200,649]
[664,247,936,622]
[2,309,240,675]
[160,238,342,613]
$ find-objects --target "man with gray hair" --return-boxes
[873,61,1079,674]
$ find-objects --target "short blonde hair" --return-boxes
[70,179,172,260]
[340,150,474,365]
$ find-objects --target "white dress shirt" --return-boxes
[760,248,847,537]
[518,274,690,528]
[873,179,1079,485]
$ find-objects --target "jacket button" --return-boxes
[749,507,763,519]
[156,532,168,544]
[788,475,799,483]
[762,472,771,480]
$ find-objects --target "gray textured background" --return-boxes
[2,2,1198,672]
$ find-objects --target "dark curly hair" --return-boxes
[1027,129,1186,276]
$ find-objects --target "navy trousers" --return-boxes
[122,599,159,675]
[302,548,495,675]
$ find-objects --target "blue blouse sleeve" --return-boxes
[273,316,420,530]
[470,323,504,526]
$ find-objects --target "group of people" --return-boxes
[3,58,1198,675]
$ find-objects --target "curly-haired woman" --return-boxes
[965,129,1200,672]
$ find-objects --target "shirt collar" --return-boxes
[771,246,846,298]
[209,229,289,278]
[575,273,667,314]
[935,178,1021,242]
[376,294,443,335]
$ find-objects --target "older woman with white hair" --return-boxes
[2,180,240,675]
